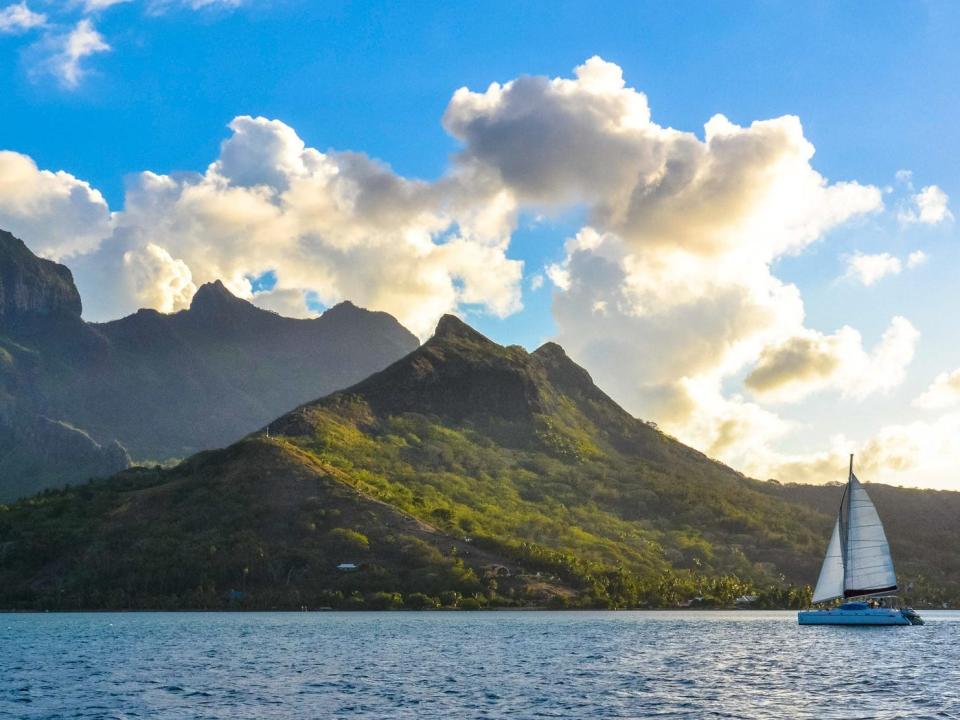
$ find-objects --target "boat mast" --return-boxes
[838,454,854,597]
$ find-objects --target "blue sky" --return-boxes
[4,3,956,199]
[3,1,957,343]
[1,1,959,487]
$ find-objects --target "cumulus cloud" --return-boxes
[442,62,941,483]
[844,252,901,285]
[760,432,921,486]
[842,249,930,285]
[0,1,45,33]
[899,184,953,225]
[914,368,960,410]
[121,243,197,314]
[746,318,918,403]
[43,115,522,337]
[447,58,882,261]
[450,57,888,464]
[759,412,960,490]
[250,288,317,318]
[746,332,844,401]
[0,150,112,258]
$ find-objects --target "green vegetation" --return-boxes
[2,315,958,610]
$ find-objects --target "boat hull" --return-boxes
[797,608,911,626]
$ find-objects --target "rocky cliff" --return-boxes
[0,229,81,326]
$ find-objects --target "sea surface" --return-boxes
[2,610,959,719]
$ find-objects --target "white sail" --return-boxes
[842,473,897,597]
[812,516,845,603]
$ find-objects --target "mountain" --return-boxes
[4,313,958,611]
[0,229,419,500]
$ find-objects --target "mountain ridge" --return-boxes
[8,312,959,611]
[4,239,960,610]
[0,229,420,500]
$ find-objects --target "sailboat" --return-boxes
[797,455,923,626]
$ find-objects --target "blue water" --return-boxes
[2,611,959,719]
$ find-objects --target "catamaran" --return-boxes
[797,455,923,626]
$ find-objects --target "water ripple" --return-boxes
[2,610,959,719]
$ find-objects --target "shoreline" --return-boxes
[3,607,952,614]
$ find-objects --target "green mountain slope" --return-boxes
[0,229,419,500]
[2,315,958,610]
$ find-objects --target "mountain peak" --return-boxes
[190,279,238,307]
[320,300,360,319]
[187,280,260,322]
[533,341,567,361]
[534,341,602,399]
[0,229,82,326]
[312,313,545,426]
[432,314,494,345]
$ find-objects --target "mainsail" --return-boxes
[810,457,898,604]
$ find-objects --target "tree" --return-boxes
[326,528,370,555]
[365,591,403,610]
[439,590,462,607]
[405,592,439,610]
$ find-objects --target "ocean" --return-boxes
[2,610,958,719]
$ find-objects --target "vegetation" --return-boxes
[1,315,957,610]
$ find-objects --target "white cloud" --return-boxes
[759,413,960,490]
[844,252,901,286]
[0,150,112,258]
[39,18,111,89]
[448,57,894,467]
[81,0,132,11]
[184,0,245,7]
[121,243,197,314]
[0,1,45,33]
[745,317,919,403]
[251,288,317,318]
[529,273,544,291]
[3,0,245,88]
[842,249,929,285]
[446,58,882,263]
[214,115,321,190]
[914,368,960,410]
[906,250,928,268]
[50,115,522,337]
[899,184,953,225]
[148,0,245,12]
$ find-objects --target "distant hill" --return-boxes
[761,481,960,608]
[0,229,419,500]
[5,313,957,611]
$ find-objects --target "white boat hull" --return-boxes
[798,607,911,626]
